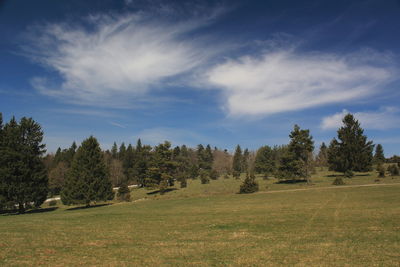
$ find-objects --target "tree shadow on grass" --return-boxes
[275,179,307,184]
[65,203,112,211]
[146,188,178,195]
[0,207,59,216]
[326,173,371,178]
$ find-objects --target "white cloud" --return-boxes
[206,50,396,116]
[26,13,219,106]
[321,107,400,130]
[109,121,126,129]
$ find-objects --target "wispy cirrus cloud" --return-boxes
[321,107,400,130]
[206,49,397,116]
[24,12,224,107]
[22,6,398,119]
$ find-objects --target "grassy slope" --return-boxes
[1,171,400,266]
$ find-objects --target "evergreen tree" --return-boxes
[204,145,214,170]
[196,144,205,170]
[61,136,114,206]
[196,144,213,171]
[119,142,126,161]
[374,144,385,165]
[117,182,131,202]
[239,172,259,194]
[199,169,210,184]
[65,142,77,166]
[111,142,118,159]
[316,142,328,167]
[232,145,243,178]
[254,145,276,175]
[0,116,48,213]
[123,144,136,182]
[144,141,177,193]
[242,148,250,173]
[134,139,149,187]
[277,125,314,183]
[327,114,374,175]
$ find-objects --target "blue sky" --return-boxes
[1,0,400,156]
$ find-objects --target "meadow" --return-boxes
[1,170,400,266]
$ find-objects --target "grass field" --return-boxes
[1,170,400,266]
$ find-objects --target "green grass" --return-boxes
[1,170,400,266]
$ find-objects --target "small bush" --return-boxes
[210,170,219,180]
[239,172,259,194]
[377,164,385,178]
[117,183,131,201]
[223,173,229,179]
[263,173,269,180]
[332,177,345,185]
[199,170,210,184]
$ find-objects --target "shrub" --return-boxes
[239,172,259,194]
[332,177,345,185]
[199,170,210,184]
[377,164,385,178]
[117,183,131,202]
[210,170,219,180]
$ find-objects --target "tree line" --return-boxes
[1,112,399,213]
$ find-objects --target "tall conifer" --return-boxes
[61,136,114,206]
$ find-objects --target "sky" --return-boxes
[1,0,400,156]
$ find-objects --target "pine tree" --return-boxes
[119,142,126,161]
[0,116,48,213]
[239,172,259,194]
[117,182,131,202]
[134,139,149,187]
[144,141,177,193]
[316,142,328,167]
[61,136,114,206]
[277,125,314,183]
[111,142,118,159]
[199,169,210,184]
[232,145,243,178]
[254,145,276,175]
[123,144,136,182]
[242,148,250,173]
[328,114,374,176]
[204,145,214,170]
[374,144,385,165]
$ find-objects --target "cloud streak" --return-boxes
[321,107,400,130]
[206,50,396,116]
[25,13,221,107]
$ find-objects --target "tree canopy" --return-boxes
[0,115,48,212]
[328,114,374,174]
